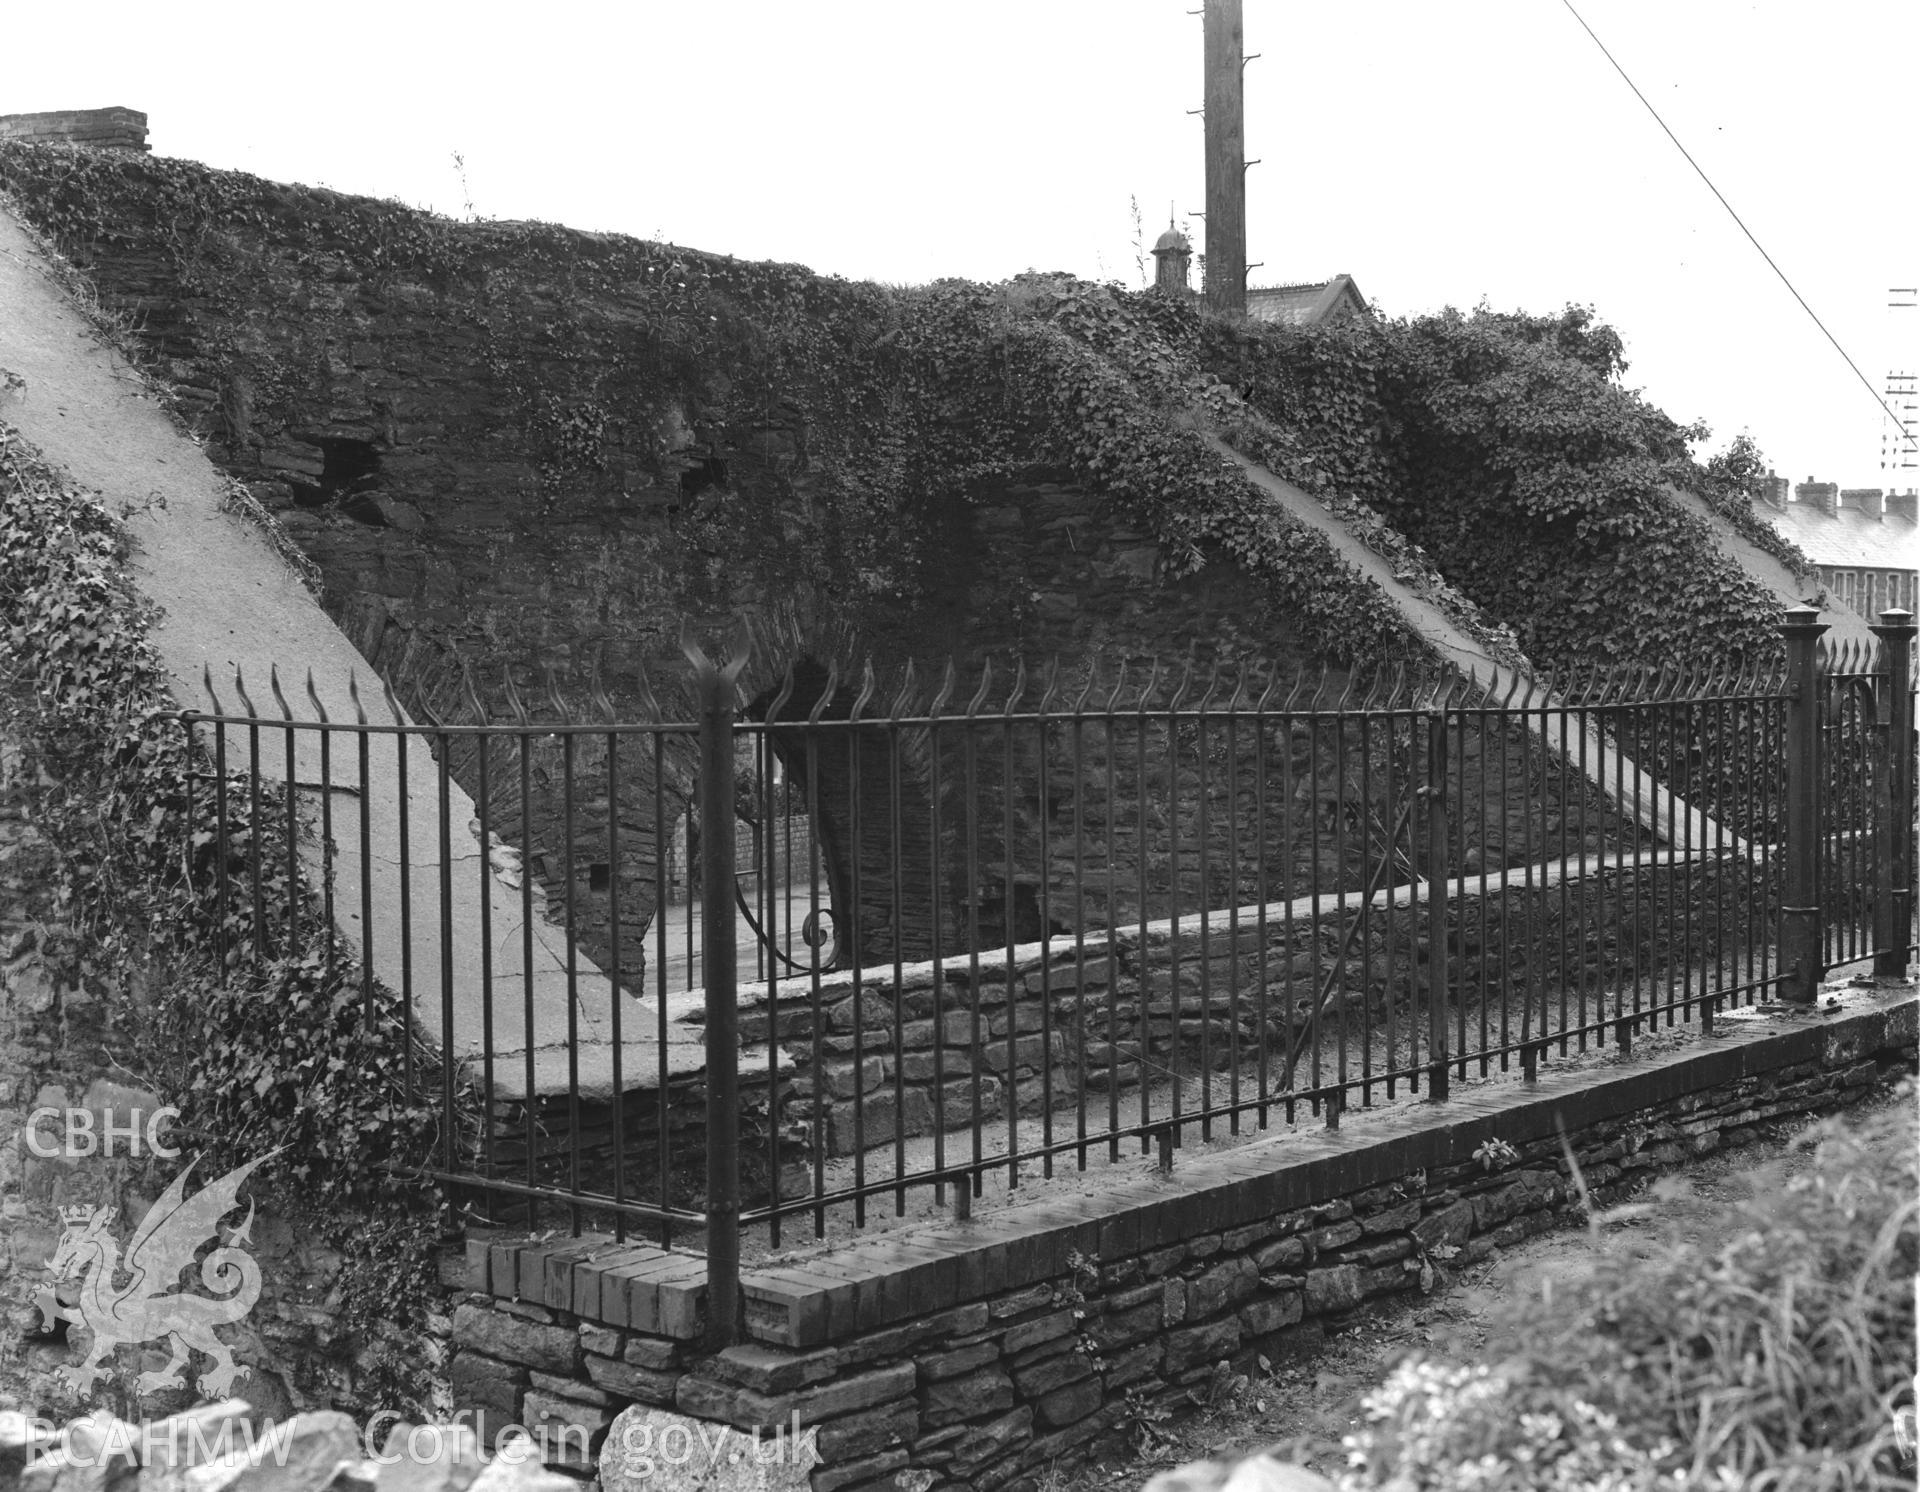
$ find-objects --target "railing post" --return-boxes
[686,624,748,1349]
[1780,605,1828,1003]
[1424,707,1450,1100]
[1872,609,1916,977]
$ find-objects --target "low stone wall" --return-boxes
[444,985,1916,1492]
[736,848,1755,1173]
[0,110,147,152]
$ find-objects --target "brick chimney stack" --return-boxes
[1756,471,1790,510]
[1795,478,1839,516]
[0,107,147,151]
[1887,489,1919,524]
[1839,487,1884,517]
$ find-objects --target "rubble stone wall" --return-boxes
[741,850,1755,1169]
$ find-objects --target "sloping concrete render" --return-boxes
[0,203,701,1100]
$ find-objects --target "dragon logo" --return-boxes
[35,1151,275,1397]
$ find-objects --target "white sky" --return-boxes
[10,1,1916,491]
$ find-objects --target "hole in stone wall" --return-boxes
[318,437,382,500]
[299,438,390,525]
[589,863,611,894]
[679,457,728,501]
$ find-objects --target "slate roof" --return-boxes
[1763,499,1920,572]
[1245,274,1368,327]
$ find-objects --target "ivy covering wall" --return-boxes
[0,142,1803,696]
[0,422,445,1413]
[1198,305,1805,674]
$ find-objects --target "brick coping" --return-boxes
[466,984,1916,1347]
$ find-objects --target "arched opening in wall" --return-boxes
[743,659,1085,969]
[747,659,956,970]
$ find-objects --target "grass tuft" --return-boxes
[1340,1079,1919,1490]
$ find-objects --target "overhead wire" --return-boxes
[1557,0,1916,457]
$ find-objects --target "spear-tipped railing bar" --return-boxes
[959,655,993,1184]
[679,618,749,1325]
[842,654,877,1212]
[384,659,416,1089]
[268,666,300,954]
[1031,656,1066,1167]
[919,658,957,1200]
[1279,661,1305,712]
[1194,657,1225,1135]
[345,672,376,1022]
[1869,612,1915,975]
[885,656,915,1205]
[303,670,336,980]
[230,668,268,962]
[433,655,459,1182]
[632,660,663,723]
[501,666,530,727]
[202,663,231,975]
[588,650,616,723]
[1253,659,1280,714]
[541,665,567,725]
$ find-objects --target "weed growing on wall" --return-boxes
[0,423,447,1413]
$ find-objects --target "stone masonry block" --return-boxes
[452,1304,578,1375]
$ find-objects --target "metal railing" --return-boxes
[172,607,1917,1343]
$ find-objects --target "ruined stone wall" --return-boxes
[0,147,1343,987]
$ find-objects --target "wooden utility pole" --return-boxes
[1203,0,1246,315]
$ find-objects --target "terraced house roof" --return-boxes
[1763,486,1920,574]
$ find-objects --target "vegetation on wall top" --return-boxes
[1199,302,1804,674]
[0,140,1802,686]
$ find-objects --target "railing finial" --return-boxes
[305,668,329,725]
[459,658,488,727]
[267,664,294,721]
[588,647,616,722]
[930,657,958,718]
[501,665,530,727]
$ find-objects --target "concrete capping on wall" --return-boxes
[0,108,148,151]
[732,841,1739,1010]
[446,985,1915,1487]
[732,842,1750,1162]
